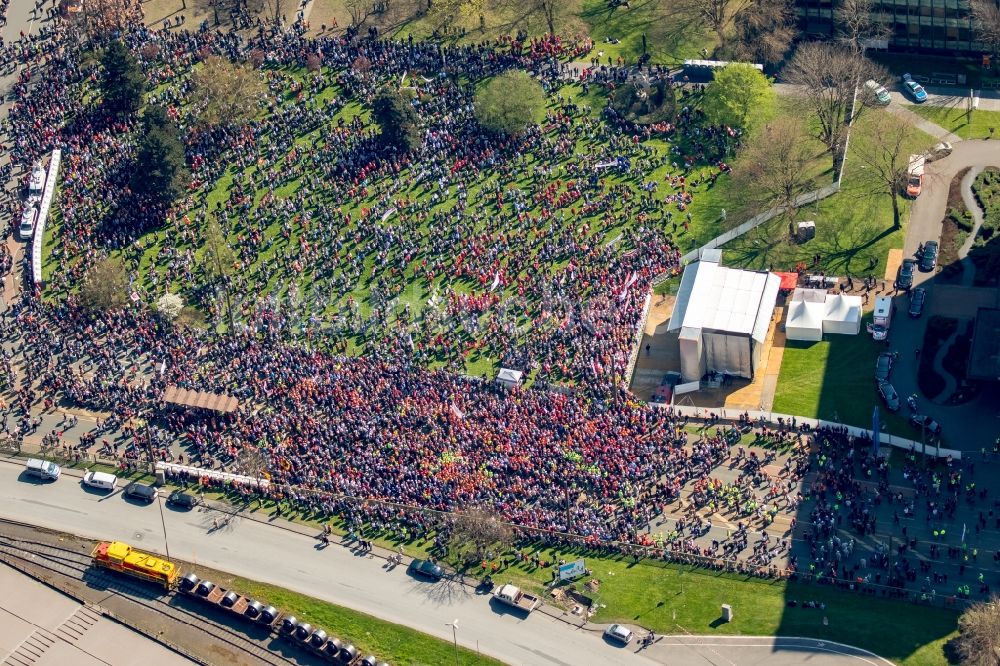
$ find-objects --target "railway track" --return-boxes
[0,532,301,666]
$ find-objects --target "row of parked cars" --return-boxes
[872,355,943,435]
[23,460,203,508]
[862,74,928,106]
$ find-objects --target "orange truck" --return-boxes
[91,541,178,589]
[906,154,925,198]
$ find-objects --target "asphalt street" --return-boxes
[0,458,888,666]
[879,140,1000,443]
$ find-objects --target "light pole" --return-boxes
[156,491,171,561]
[445,619,459,666]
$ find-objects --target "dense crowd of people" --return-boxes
[1,8,996,606]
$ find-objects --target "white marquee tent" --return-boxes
[784,289,863,341]
[668,257,780,381]
[823,293,863,335]
[785,299,824,342]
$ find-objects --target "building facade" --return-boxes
[795,0,991,54]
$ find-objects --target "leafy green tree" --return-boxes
[372,89,422,152]
[474,71,547,136]
[100,40,146,116]
[131,105,189,205]
[702,63,775,130]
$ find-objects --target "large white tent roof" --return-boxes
[824,293,862,323]
[786,299,824,330]
[668,260,779,343]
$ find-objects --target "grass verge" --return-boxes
[771,321,911,436]
[225,574,502,666]
[908,104,1000,140]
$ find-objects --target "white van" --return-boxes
[25,458,61,481]
[82,470,118,491]
[28,162,46,201]
[19,206,37,240]
[868,296,893,340]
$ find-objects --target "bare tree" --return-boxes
[449,507,514,562]
[953,596,1000,666]
[851,111,916,229]
[80,256,130,311]
[201,217,238,332]
[834,0,891,54]
[676,0,752,51]
[971,0,1000,53]
[79,0,142,39]
[190,56,266,127]
[733,116,820,236]
[537,0,557,36]
[346,0,376,26]
[782,43,886,161]
[729,0,797,65]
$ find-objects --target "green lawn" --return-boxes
[229,576,499,666]
[908,104,1000,140]
[721,108,936,280]
[771,330,908,435]
[578,0,715,65]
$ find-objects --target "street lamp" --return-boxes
[445,619,459,666]
[156,490,171,561]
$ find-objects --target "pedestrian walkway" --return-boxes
[886,103,962,143]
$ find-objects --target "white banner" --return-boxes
[674,380,700,395]
[32,149,61,284]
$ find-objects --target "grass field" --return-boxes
[771,330,910,435]
[722,108,936,280]
[908,104,1000,140]
[310,0,715,65]
[53,63,743,382]
[228,577,502,665]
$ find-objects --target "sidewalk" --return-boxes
[886,103,962,143]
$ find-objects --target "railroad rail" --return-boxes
[0,533,298,666]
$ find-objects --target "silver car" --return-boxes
[604,623,633,645]
[877,381,901,412]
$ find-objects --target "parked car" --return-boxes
[877,381,901,411]
[926,142,952,161]
[123,481,158,503]
[407,559,444,580]
[24,458,61,481]
[82,471,118,492]
[909,414,942,435]
[604,624,634,645]
[875,352,893,382]
[19,206,37,240]
[863,79,891,106]
[895,258,916,291]
[908,287,927,317]
[901,74,927,102]
[919,240,938,271]
[165,490,199,509]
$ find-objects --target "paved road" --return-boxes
[0,458,887,666]
[878,140,1000,441]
